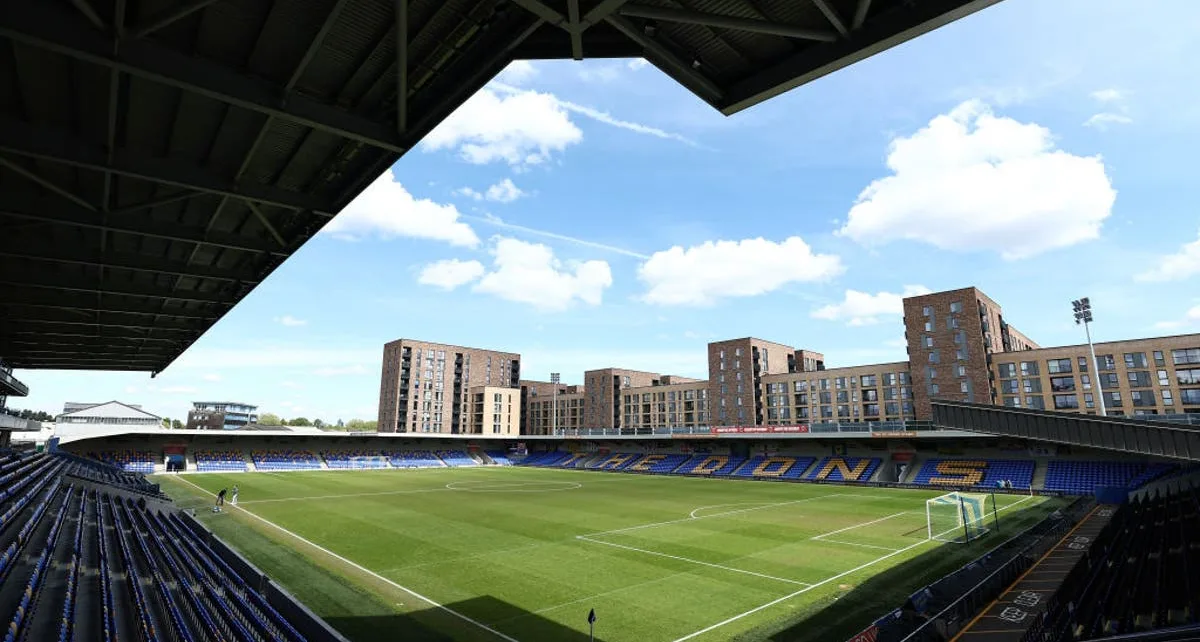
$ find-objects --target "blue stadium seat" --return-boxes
[1044,461,1177,495]
[911,458,1035,490]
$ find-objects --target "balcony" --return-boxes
[0,367,29,397]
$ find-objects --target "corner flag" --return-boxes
[588,609,596,624]
[588,608,596,641]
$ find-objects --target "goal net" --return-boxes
[926,492,995,543]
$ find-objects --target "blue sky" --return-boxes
[15,0,1200,424]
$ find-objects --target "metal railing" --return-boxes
[0,365,29,397]
[552,420,940,437]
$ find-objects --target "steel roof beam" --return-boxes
[1,297,217,320]
[605,15,723,101]
[0,198,287,256]
[0,246,256,284]
[618,5,838,41]
[0,155,98,210]
[130,0,223,39]
[2,315,199,333]
[580,0,630,30]
[853,0,873,30]
[567,0,583,59]
[2,330,182,344]
[395,0,408,133]
[721,0,1002,115]
[0,3,408,155]
[0,116,332,215]
[0,276,231,305]
[810,0,849,37]
[509,0,570,29]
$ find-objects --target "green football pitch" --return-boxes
[153,467,1065,642]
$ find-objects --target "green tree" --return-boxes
[313,419,325,429]
[258,412,282,426]
[171,419,184,430]
[161,418,172,429]
[289,417,311,427]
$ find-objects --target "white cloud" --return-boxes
[495,60,538,86]
[417,259,486,290]
[434,237,613,312]
[466,212,648,259]
[812,285,932,326]
[1085,88,1132,129]
[201,373,222,382]
[1153,305,1200,331]
[458,179,527,203]
[322,169,479,246]
[488,83,697,147]
[423,88,583,167]
[637,237,844,306]
[312,365,369,377]
[838,100,1116,260]
[1138,230,1200,282]
[1084,112,1132,129]
[628,58,650,71]
[578,65,621,83]
[275,315,307,327]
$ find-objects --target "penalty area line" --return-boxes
[577,536,812,587]
[172,476,520,642]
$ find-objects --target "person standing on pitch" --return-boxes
[215,487,227,513]
[231,484,239,506]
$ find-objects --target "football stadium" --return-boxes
[2,1,1200,642]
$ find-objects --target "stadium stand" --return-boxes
[385,451,445,468]
[731,456,817,479]
[911,458,1036,490]
[436,450,478,467]
[676,454,746,476]
[485,451,513,465]
[1044,460,1178,495]
[87,449,156,474]
[251,449,322,471]
[521,452,571,467]
[1026,486,1200,640]
[805,456,882,482]
[624,453,691,474]
[194,449,249,472]
[321,450,388,469]
[0,452,337,641]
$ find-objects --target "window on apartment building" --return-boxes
[1047,359,1072,374]
[954,332,964,345]
[819,391,833,404]
[863,389,879,402]
[1020,361,1039,376]
[1025,396,1045,410]
[1003,397,1020,408]
[1050,376,1075,392]
[1099,354,1117,370]
[736,371,744,381]
[819,379,830,390]
[735,347,743,357]
[924,321,933,332]
[720,384,728,395]
[1177,368,1200,385]
[1163,390,1174,406]
[929,351,940,363]
[794,381,808,392]
[923,305,933,316]
[1100,373,1120,389]
[1104,391,1123,407]
[950,301,963,313]
[1153,351,1165,367]
[861,375,877,387]
[1184,389,1200,405]
[832,377,845,389]
[899,372,911,384]
[1131,390,1156,406]
[883,373,897,386]
[960,381,969,393]
[734,360,741,369]
[956,349,967,361]
[949,317,960,329]
[923,336,933,347]
[1001,380,1019,394]
[1080,374,1092,390]
[885,402,901,415]
[836,390,849,403]
[1127,371,1152,388]
[1157,370,1170,387]
[956,365,967,377]
[837,405,851,418]
[1023,379,1042,393]
[1081,393,1094,409]
[930,383,940,395]
[1076,357,1088,372]
[863,403,881,417]
[1053,394,1079,409]
[928,367,938,379]
[998,363,1017,378]
[1124,353,1149,369]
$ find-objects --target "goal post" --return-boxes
[926,491,997,543]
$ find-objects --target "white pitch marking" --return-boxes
[576,536,812,587]
[810,511,908,540]
[239,487,452,505]
[581,493,863,538]
[814,539,900,552]
[689,503,780,519]
[172,476,520,642]
[670,494,1045,641]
